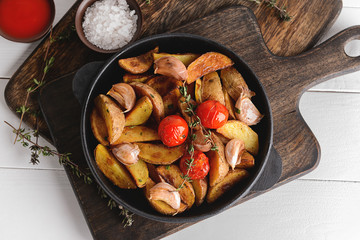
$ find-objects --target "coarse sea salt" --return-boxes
[82,0,138,50]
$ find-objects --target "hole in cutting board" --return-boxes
[344,40,360,57]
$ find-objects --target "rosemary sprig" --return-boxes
[248,0,292,21]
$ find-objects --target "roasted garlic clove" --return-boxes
[107,83,136,113]
[235,95,263,126]
[193,129,212,152]
[112,143,140,165]
[154,56,188,81]
[149,182,181,210]
[225,139,246,169]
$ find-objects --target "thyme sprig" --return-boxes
[176,85,218,190]
[248,0,292,21]
[97,186,134,227]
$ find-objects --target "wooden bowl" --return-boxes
[0,0,55,43]
[75,0,143,54]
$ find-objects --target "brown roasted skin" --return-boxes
[118,46,159,74]
[206,134,229,187]
[137,143,185,165]
[187,52,233,84]
[201,71,225,105]
[220,66,255,101]
[206,169,249,203]
[90,108,109,146]
[191,178,208,206]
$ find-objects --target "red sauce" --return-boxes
[0,0,52,40]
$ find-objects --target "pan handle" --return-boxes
[72,61,104,106]
[251,146,282,192]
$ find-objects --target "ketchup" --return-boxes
[0,0,52,40]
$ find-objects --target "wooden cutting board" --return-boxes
[38,5,360,240]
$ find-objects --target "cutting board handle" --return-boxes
[277,26,360,91]
[72,61,104,106]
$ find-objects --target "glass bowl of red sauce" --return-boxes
[0,0,55,42]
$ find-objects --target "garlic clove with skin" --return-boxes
[112,143,140,165]
[154,56,188,81]
[193,129,212,152]
[235,95,263,126]
[149,182,181,210]
[107,83,136,113]
[225,139,246,170]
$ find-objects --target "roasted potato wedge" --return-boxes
[216,120,259,155]
[94,94,125,145]
[125,96,153,126]
[137,143,185,165]
[207,134,229,187]
[194,78,202,103]
[129,82,165,122]
[123,73,154,83]
[118,47,159,74]
[153,53,200,67]
[157,165,195,208]
[144,178,187,215]
[236,151,255,169]
[94,144,136,189]
[125,159,149,188]
[201,71,225,105]
[187,52,234,84]
[220,66,255,100]
[206,169,249,203]
[90,108,109,146]
[163,88,181,116]
[146,75,177,96]
[147,163,162,183]
[178,97,200,131]
[191,178,208,206]
[223,88,236,119]
[112,126,160,145]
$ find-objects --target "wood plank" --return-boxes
[299,92,360,181]
[0,80,62,170]
[0,168,92,240]
[164,180,360,240]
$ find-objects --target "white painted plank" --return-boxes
[310,7,360,92]
[0,168,92,240]
[343,0,360,8]
[164,180,360,240]
[299,91,360,181]
[0,0,75,78]
[0,80,62,170]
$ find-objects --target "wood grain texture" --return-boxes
[4,0,342,139]
[37,6,360,240]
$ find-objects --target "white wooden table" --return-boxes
[1,1,359,239]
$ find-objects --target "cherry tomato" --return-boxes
[196,100,229,129]
[158,115,188,147]
[179,151,210,180]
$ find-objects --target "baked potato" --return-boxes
[137,143,185,165]
[187,52,234,84]
[207,133,229,187]
[220,66,255,100]
[94,94,125,145]
[125,158,149,188]
[118,46,159,74]
[94,144,136,189]
[90,108,109,146]
[112,126,160,145]
[216,120,259,155]
[206,169,249,203]
[153,53,200,67]
[125,96,153,126]
[201,71,225,105]
[191,178,208,206]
